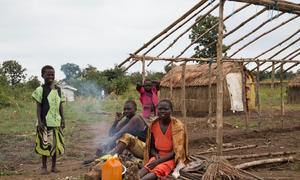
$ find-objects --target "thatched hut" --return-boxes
[160,62,256,116]
[287,73,300,104]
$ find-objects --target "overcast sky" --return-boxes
[1,0,299,80]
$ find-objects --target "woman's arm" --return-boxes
[146,151,175,170]
[149,133,159,159]
[109,113,125,136]
[59,103,65,129]
[36,102,43,131]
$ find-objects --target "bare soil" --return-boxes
[1,110,300,180]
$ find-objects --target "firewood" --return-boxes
[196,144,257,155]
[235,156,295,169]
[224,151,298,160]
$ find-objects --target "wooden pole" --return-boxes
[261,48,300,72]
[228,0,300,15]
[147,1,216,66]
[271,62,275,116]
[131,54,300,63]
[251,36,300,71]
[280,63,285,120]
[142,56,146,84]
[216,0,225,156]
[283,62,300,73]
[181,62,187,120]
[208,62,213,121]
[157,3,219,58]
[226,12,284,51]
[191,7,268,59]
[118,0,209,68]
[230,15,299,57]
[170,62,174,101]
[241,65,249,130]
[244,29,300,66]
[274,51,300,72]
[256,61,262,129]
[175,3,250,59]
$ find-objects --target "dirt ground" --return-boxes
[1,110,300,180]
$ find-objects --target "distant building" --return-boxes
[287,73,300,104]
[160,62,256,116]
[61,85,77,102]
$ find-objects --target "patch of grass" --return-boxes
[101,84,141,112]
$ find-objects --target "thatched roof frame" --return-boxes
[161,62,242,88]
[288,73,300,87]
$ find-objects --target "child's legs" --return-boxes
[42,155,47,168]
[51,152,56,168]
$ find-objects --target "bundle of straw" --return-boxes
[202,156,262,180]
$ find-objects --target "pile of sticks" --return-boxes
[177,144,299,180]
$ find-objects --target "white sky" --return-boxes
[0,0,299,80]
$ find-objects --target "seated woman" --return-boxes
[139,99,188,180]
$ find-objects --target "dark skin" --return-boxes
[100,102,145,153]
[36,68,65,174]
[136,80,160,93]
[139,101,175,180]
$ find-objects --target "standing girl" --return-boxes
[32,65,65,174]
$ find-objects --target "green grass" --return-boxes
[101,84,141,112]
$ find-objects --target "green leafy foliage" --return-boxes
[189,15,228,59]
[61,63,81,82]
[0,60,26,85]
[26,76,40,89]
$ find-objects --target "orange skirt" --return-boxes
[145,156,175,178]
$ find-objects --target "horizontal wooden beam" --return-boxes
[130,54,300,63]
[228,0,300,15]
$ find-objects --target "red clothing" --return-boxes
[138,87,158,119]
[145,121,175,178]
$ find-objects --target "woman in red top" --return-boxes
[139,99,187,180]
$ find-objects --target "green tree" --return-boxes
[0,60,26,85]
[60,63,81,82]
[189,15,228,59]
[26,76,40,89]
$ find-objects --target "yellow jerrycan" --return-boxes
[102,154,122,180]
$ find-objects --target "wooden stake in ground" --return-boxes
[241,64,249,130]
[280,63,285,129]
[216,0,224,156]
[271,62,275,116]
[207,61,213,123]
[256,61,262,128]
[181,62,187,120]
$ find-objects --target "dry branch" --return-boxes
[223,151,298,160]
[196,144,257,155]
[235,156,295,169]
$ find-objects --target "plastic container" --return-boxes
[101,155,122,180]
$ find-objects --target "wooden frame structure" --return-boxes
[118,0,300,155]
